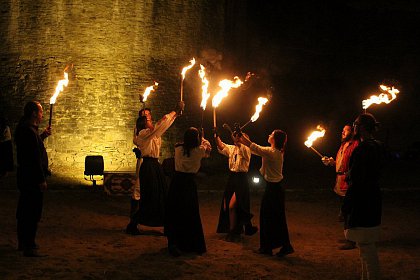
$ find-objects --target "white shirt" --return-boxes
[218,143,250,172]
[249,143,284,183]
[133,112,176,158]
[175,139,211,173]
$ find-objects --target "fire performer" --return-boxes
[214,127,258,242]
[164,127,211,257]
[239,129,294,257]
[343,113,384,280]
[321,124,359,250]
[15,101,51,257]
[125,101,185,235]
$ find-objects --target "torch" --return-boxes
[49,67,70,127]
[211,76,243,128]
[198,64,210,130]
[362,84,400,112]
[139,81,158,108]
[304,125,326,158]
[180,58,196,115]
[240,97,269,130]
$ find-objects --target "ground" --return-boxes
[0,172,419,280]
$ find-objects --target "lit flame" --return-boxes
[304,125,326,148]
[142,81,159,102]
[212,77,243,108]
[50,69,69,104]
[198,64,210,110]
[250,97,269,122]
[362,85,400,109]
[181,58,196,80]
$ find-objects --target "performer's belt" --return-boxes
[336,171,346,175]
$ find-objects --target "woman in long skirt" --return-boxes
[239,129,294,257]
[164,127,211,256]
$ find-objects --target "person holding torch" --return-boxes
[321,123,359,250]
[15,101,51,257]
[239,129,294,257]
[342,113,384,280]
[214,128,258,242]
[125,100,184,235]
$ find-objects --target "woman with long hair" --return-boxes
[164,127,211,257]
[239,129,294,257]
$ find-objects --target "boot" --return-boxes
[125,199,141,235]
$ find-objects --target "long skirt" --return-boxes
[216,171,253,233]
[260,180,291,250]
[164,172,206,254]
[137,157,168,227]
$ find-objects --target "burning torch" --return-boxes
[198,64,210,130]
[180,58,196,115]
[240,97,269,130]
[304,125,326,158]
[139,81,158,108]
[49,66,70,127]
[211,76,243,128]
[362,84,400,112]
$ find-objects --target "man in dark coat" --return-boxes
[15,101,51,257]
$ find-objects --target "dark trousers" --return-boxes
[16,191,43,249]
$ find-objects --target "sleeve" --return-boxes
[218,143,232,157]
[200,138,212,158]
[249,143,274,158]
[133,112,177,145]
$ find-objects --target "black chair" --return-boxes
[84,155,104,186]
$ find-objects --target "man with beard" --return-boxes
[322,124,359,250]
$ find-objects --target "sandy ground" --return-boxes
[0,173,419,280]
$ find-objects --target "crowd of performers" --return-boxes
[13,100,384,280]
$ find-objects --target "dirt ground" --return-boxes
[0,173,419,280]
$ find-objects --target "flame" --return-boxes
[250,97,268,122]
[362,85,400,109]
[304,125,326,148]
[142,81,159,102]
[212,76,243,108]
[181,58,196,80]
[50,69,69,104]
[198,64,210,110]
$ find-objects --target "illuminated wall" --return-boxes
[0,0,225,184]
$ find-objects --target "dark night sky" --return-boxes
[215,1,420,182]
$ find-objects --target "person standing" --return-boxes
[164,127,211,256]
[322,124,359,250]
[343,113,384,280]
[125,115,146,235]
[126,101,184,234]
[15,101,51,257]
[214,130,258,242]
[239,129,294,257]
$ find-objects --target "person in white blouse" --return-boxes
[215,130,258,242]
[239,129,294,257]
[125,101,184,235]
[164,127,211,257]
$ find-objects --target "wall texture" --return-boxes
[0,0,225,184]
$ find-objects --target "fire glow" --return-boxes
[142,82,159,102]
[362,85,400,110]
[198,64,210,110]
[304,125,326,158]
[211,76,243,127]
[49,67,70,127]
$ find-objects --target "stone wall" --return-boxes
[0,0,225,184]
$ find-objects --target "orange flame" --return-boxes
[304,125,326,148]
[142,81,159,102]
[181,58,196,80]
[50,69,69,104]
[362,85,400,109]
[250,97,268,122]
[198,65,210,110]
[212,76,243,108]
